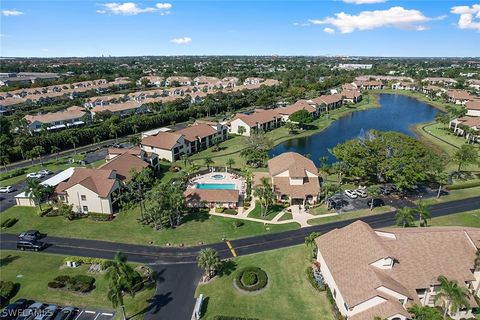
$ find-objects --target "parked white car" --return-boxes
[0,186,15,193]
[344,189,358,199]
[26,172,44,179]
[355,189,368,198]
[38,169,53,176]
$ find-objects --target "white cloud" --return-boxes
[156,3,172,9]
[40,48,49,52]
[97,2,172,15]
[309,6,431,33]
[451,4,480,31]
[293,22,311,27]
[323,27,335,34]
[343,0,386,4]
[171,37,192,44]
[1,9,24,16]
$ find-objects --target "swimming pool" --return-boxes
[196,183,236,190]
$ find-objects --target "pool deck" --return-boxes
[187,171,246,194]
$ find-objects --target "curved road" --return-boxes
[1,196,479,319]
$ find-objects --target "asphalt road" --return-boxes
[1,196,479,319]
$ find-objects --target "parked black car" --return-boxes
[1,299,33,320]
[18,230,42,241]
[53,307,76,320]
[16,240,45,252]
[16,303,46,320]
[367,198,385,208]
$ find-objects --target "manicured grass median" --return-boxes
[429,210,480,228]
[308,206,394,225]
[0,250,154,320]
[0,206,299,246]
[248,203,285,220]
[195,245,333,320]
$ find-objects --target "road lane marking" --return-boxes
[226,240,237,257]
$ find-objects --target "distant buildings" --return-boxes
[336,63,372,70]
[229,109,282,136]
[0,72,59,87]
[24,106,87,132]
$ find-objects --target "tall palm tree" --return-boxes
[69,136,79,155]
[304,232,321,258]
[32,146,45,165]
[197,248,221,280]
[51,146,61,161]
[253,177,276,217]
[204,157,214,170]
[414,201,431,227]
[395,207,415,227]
[435,275,470,319]
[26,178,50,211]
[226,158,235,170]
[105,252,137,320]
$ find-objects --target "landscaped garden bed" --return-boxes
[234,267,268,292]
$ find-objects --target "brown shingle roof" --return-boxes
[268,152,318,177]
[178,123,217,142]
[277,100,317,116]
[447,89,475,101]
[312,94,342,105]
[466,100,480,111]
[315,221,480,318]
[100,153,149,182]
[233,109,280,127]
[141,131,183,150]
[55,168,117,198]
[24,106,86,124]
[91,101,141,113]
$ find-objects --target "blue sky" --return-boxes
[1,0,479,57]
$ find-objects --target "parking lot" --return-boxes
[74,309,115,320]
[328,185,447,213]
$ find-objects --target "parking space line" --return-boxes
[74,311,84,320]
[84,311,96,314]
[226,240,237,257]
[93,313,101,320]
[102,313,114,316]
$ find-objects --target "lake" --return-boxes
[269,94,439,165]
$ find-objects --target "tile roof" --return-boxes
[315,221,480,319]
[268,152,318,177]
[141,131,183,150]
[233,109,281,127]
[55,168,117,198]
[177,123,217,142]
[24,106,86,124]
[277,100,317,116]
[448,89,475,101]
[100,153,149,182]
[91,101,141,113]
[466,100,480,111]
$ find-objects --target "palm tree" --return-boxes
[32,146,45,165]
[110,124,119,143]
[367,186,380,210]
[197,248,221,280]
[395,207,415,227]
[51,146,61,161]
[453,144,479,173]
[26,178,51,211]
[237,126,246,136]
[435,275,470,319]
[304,232,321,258]
[414,201,431,227]
[0,154,10,172]
[105,252,137,320]
[26,150,36,165]
[204,157,214,170]
[253,177,276,217]
[226,158,235,170]
[69,136,79,155]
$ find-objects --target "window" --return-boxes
[333,289,336,298]
[82,206,89,212]
[81,195,87,201]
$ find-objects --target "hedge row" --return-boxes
[0,281,16,301]
[48,275,95,293]
[63,256,112,269]
[0,168,27,181]
[234,267,268,292]
[88,212,113,221]
[1,218,18,229]
[446,181,480,190]
[305,267,325,292]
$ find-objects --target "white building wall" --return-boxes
[63,183,117,214]
[229,119,251,136]
[466,109,480,117]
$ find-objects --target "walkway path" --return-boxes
[210,204,339,227]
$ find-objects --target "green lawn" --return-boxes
[0,250,154,320]
[278,211,293,221]
[369,89,459,112]
[248,203,285,221]
[0,206,299,246]
[195,245,333,320]
[429,210,480,227]
[308,206,395,225]
[415,186,480,205]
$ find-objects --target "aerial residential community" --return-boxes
[1,1,480,320]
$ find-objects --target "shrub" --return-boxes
[215,207,225,213]
[0,281,16,300]
[1,218,18,229]
[446,181,480,190]
[234,267,268,292]
[224,209,237,215]
[0,168,26,181]
[47,281,66,289]
[63,256,110,269]
[67,275,95,293]
[240,271,258,286]
[54,275,71,283]
[87,212,112,221]
[233,220,243,228]
[306,267,325,291]
[39,207,53,217]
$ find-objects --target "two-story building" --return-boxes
[315,221,480,320]
[229,109,282,136]
[24,106,87,132]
